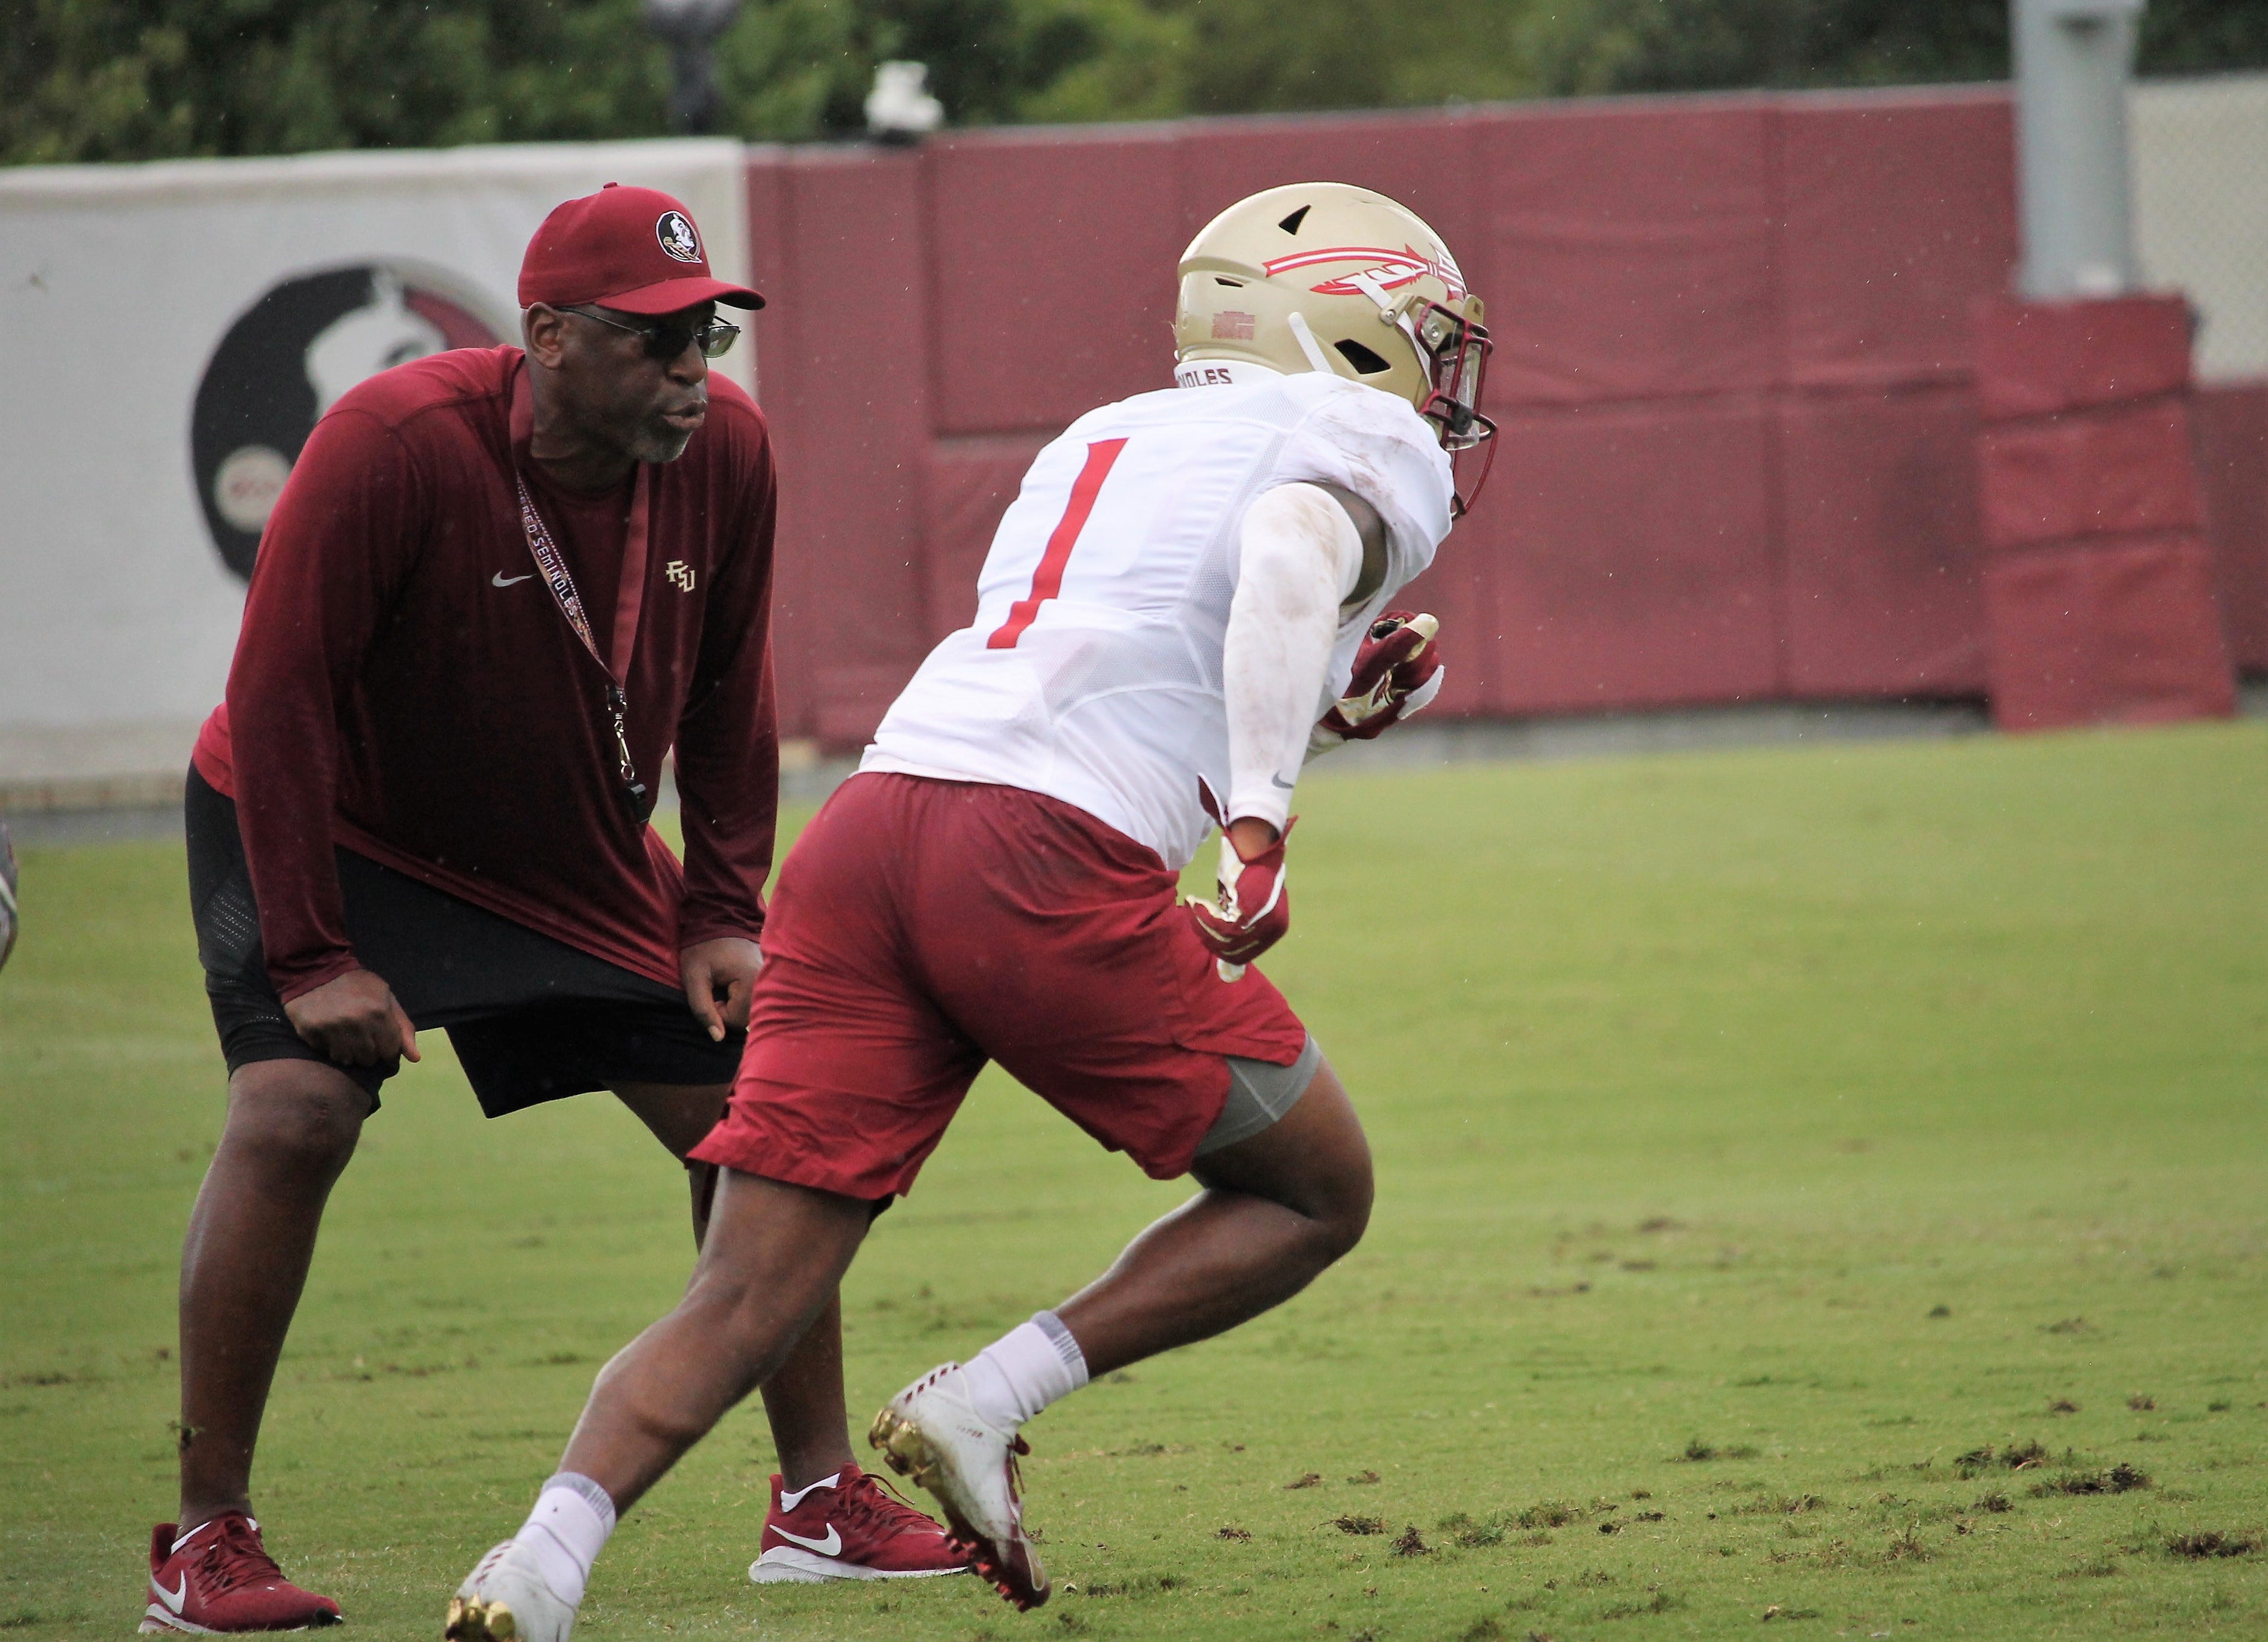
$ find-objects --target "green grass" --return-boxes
[4,723,2266,1640]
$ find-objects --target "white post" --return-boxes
[2012,0,2147,298]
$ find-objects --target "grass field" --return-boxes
[3,724,2266,1641]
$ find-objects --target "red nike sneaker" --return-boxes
[748,1462,970,1584]
[140,1514,341,1632]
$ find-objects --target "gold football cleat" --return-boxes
[444,1594,517,1640]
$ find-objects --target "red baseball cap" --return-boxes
[518,183,764,315]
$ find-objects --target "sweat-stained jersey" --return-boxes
[863,369,1455,870]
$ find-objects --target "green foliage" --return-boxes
[1519,0,2268,98]
[11,0,2268,167]
[0,0,674,165]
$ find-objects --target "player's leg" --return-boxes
[445,1170,870,1642]
[869,1051,1367,1610]
[609,1079,858,1495]
[1051,1054,1370,1373]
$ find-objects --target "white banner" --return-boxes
[0,138,751,795]
[2133,72,2268,383]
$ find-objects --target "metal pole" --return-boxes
[2013,0,2146,298]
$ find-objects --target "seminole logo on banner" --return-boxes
[190,262,510,581]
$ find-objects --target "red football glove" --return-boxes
[1189,818,1295,972]
[1317,610,1443,742]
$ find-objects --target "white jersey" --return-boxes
[863,369,1456,869]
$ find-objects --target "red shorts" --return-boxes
[690,772,1308,1200]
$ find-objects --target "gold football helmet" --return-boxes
[1175,181,1496,511]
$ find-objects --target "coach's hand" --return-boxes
[681,936,762,1042]
[1189,816,1294,970]
[284,967,420,1066]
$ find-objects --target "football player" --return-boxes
[444,181,1493,1639]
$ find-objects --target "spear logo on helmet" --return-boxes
[1260,243,1468,302]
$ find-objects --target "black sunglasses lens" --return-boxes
[639,322,736,360]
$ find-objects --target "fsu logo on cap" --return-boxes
[656,211,702,264]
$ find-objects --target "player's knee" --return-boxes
[679,1265,798,1388]
[1309,1163,1373,1264]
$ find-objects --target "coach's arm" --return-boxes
[229,407,426,1066]
[669,416,782,1039]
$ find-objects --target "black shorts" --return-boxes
[186,767,743,1115]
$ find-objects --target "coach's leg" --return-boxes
[177,1059,368,1527]
[612,1082,855,1491]
[558,1168,870,1510]
[1053,1057,1373,1376]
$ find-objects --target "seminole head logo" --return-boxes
[656,210,703,264]
[1261,243,1467,303]
[190,262,508,581]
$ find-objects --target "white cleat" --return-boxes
[443,1539,576,1642]
[869,1362,1048,1610]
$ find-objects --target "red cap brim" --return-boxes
[599,275,766,315]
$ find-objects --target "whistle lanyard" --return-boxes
[509,371,655,818]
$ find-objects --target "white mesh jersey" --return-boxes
[863,371,1456,869]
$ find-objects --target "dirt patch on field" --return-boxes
[1677,1438,1760,1462]
[1954,1440,2054,1477]
[2166,1530,2260,1559]
[2032,1463,2150,1497]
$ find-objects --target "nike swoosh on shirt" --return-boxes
[771,1524,843,1557]
[492,570,534,587]
[152,1573,188,1614]
[1271,773,1297,790]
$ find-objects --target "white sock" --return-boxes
[778,1470,842,1513]
[960,1311,1089,1431]
[515,1473,615,1608]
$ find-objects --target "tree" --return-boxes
[11,0,2268,168]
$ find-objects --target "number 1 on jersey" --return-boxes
[986,437,1128,649]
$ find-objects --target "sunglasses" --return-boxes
[562,305,740,361]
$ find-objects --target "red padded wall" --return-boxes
[1780,90,2016,390]
[926,130,1183,434]
[1984,539,2236,728]
[1478,100,1780,407]
[1978,400,2206,549]
[748,148,937,744]
[743,87,2257,748]
[2193,383,2268,670]
[1490,402,1781,712]
[1972,295,2234,730]
[1780,389,1987,696]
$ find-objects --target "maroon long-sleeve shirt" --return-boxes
[193,345,779,1003]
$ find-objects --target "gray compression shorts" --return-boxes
[1194,1033,1325,1158]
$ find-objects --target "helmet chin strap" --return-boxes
[1284,311,1338,377]
[1347,270,1434,378]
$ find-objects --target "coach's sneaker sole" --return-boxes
[869,1364,1049,1610]
[445,1539,576,1642]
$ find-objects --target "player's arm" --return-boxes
[670,418,781,1037]
[1189,483,1363,968]
[229,409,422,1064]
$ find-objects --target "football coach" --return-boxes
[145,187,958,1634]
